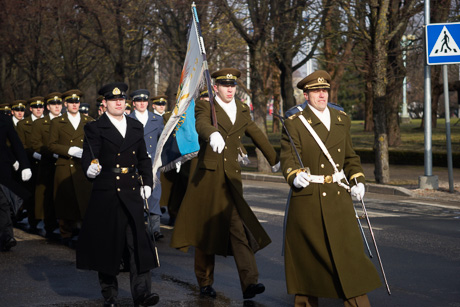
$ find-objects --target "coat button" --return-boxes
[236,170,239,173]
[70,164,73,167]
[117,188,121,192]
[336,164,340,167]
[321,164,324,168]
[133,187,135,190]
[322,192,326,196]
[225,146,227,149]
[131,164,134,167]
[337,191,341,195]
[224,158,227,161]
[81,139,83,142]
[133,151,135,154]
[116,164,120,168]
[132,176,135,179]
[150,136,152,138]
[118,153,120,156]
[150,145,152,147]
[116,176,120,180]
[70,140,73,143]
[338,148,341,152]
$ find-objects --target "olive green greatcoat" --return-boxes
[30,115,56,219]
[48,113,92,220]
[171,99,279,256]
[280,104,381,299]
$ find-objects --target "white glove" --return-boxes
[271,161,281,173]
[293,171,310,189]
[86,163,102,178]
[13,161,19,171]
[209,132,225,154]
[53,153,59,159]
[351,182,365,200]
[176,161,181,173]
[140,186,152,200]
[21,168,32,181]
[33,152,42,160]
[68,146,83,158]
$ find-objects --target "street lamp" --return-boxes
[401,34,416,123]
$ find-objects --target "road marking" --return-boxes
[399,199,460,210]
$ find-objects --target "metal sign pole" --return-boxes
[442,65,455,192]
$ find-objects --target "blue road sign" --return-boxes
[426,22,460,65]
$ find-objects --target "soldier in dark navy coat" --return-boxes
[0,113,32,251]
[77,82,159,307]
[129,90,164,241]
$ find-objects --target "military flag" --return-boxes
[152,3,211,182]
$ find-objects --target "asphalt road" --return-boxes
[1,180,459,307]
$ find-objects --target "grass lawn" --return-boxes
[259,118,460,153]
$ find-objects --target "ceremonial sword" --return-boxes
[354,178,391,295]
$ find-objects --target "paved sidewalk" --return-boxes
[242,163,460,204]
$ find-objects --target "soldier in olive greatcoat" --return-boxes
[48,89,92,246]
[280,70,381,307]
[171,68,280,300]
[29,92,63,239]
[16,96,45,232]
[77,82,159,307]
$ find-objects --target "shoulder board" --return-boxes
[284,101,308,119]
[287,112,300,120]
[327,102,345,112]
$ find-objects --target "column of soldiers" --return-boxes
[1,68,382,307]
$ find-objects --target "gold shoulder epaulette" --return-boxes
[340,110,347,116]
[288,112,300,120]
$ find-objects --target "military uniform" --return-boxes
[171,68,279,297]
[76,82,159,306]
[29,92,63,236]
[15,97,45,231]
[280,71,381,305]
[48,90,92,243]
[11,100,26,128]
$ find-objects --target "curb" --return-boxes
[241,172,413,197]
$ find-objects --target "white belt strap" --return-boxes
[296,109,350,191]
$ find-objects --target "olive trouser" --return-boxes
[194,205,258,292]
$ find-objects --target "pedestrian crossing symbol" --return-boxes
[426,22,460,65]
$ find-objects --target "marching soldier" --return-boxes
[170,68,280,300]
[96,95,106,118]
[79,103,90,116]
[11,100,26,127]
[77,82,159,307]
[16,96,45,233]
[48,89,92,247]
[280,70,381,306]
[129,90,164,241]
[125,100,133,115]
[0,112,32,251]
[151,95,167,116]
[29,92,63,239]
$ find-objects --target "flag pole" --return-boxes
[191,2,218,128]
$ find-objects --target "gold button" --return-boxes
[117,188,121,192]
[150,136,152,138]
[118,153,120,156]
[236,170,239,173]
[338,148,341,152]
[236,159,238,162]
[131,164,134,167]
[116,176,120,180]
[150,145,152,147]
[116,164,120,168]
[70,140,73,143]
[133,151,135,154]
[338,191,341,195]
[133,187,135,190]
[336,164,339,167]
[321,164,324,168]
[322,192,326,196]
[132,176,135,179]
[225,146,227,149]
[238,136,240,139]
[81,139,83,142]
[70,164,73,167]
[224,158,227,161]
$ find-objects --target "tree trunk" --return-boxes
[364,79,374,132]
[272,64,281,133]
[250,42,271,173]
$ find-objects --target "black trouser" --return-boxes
[0,186,14,245]
[98,221,151,302]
